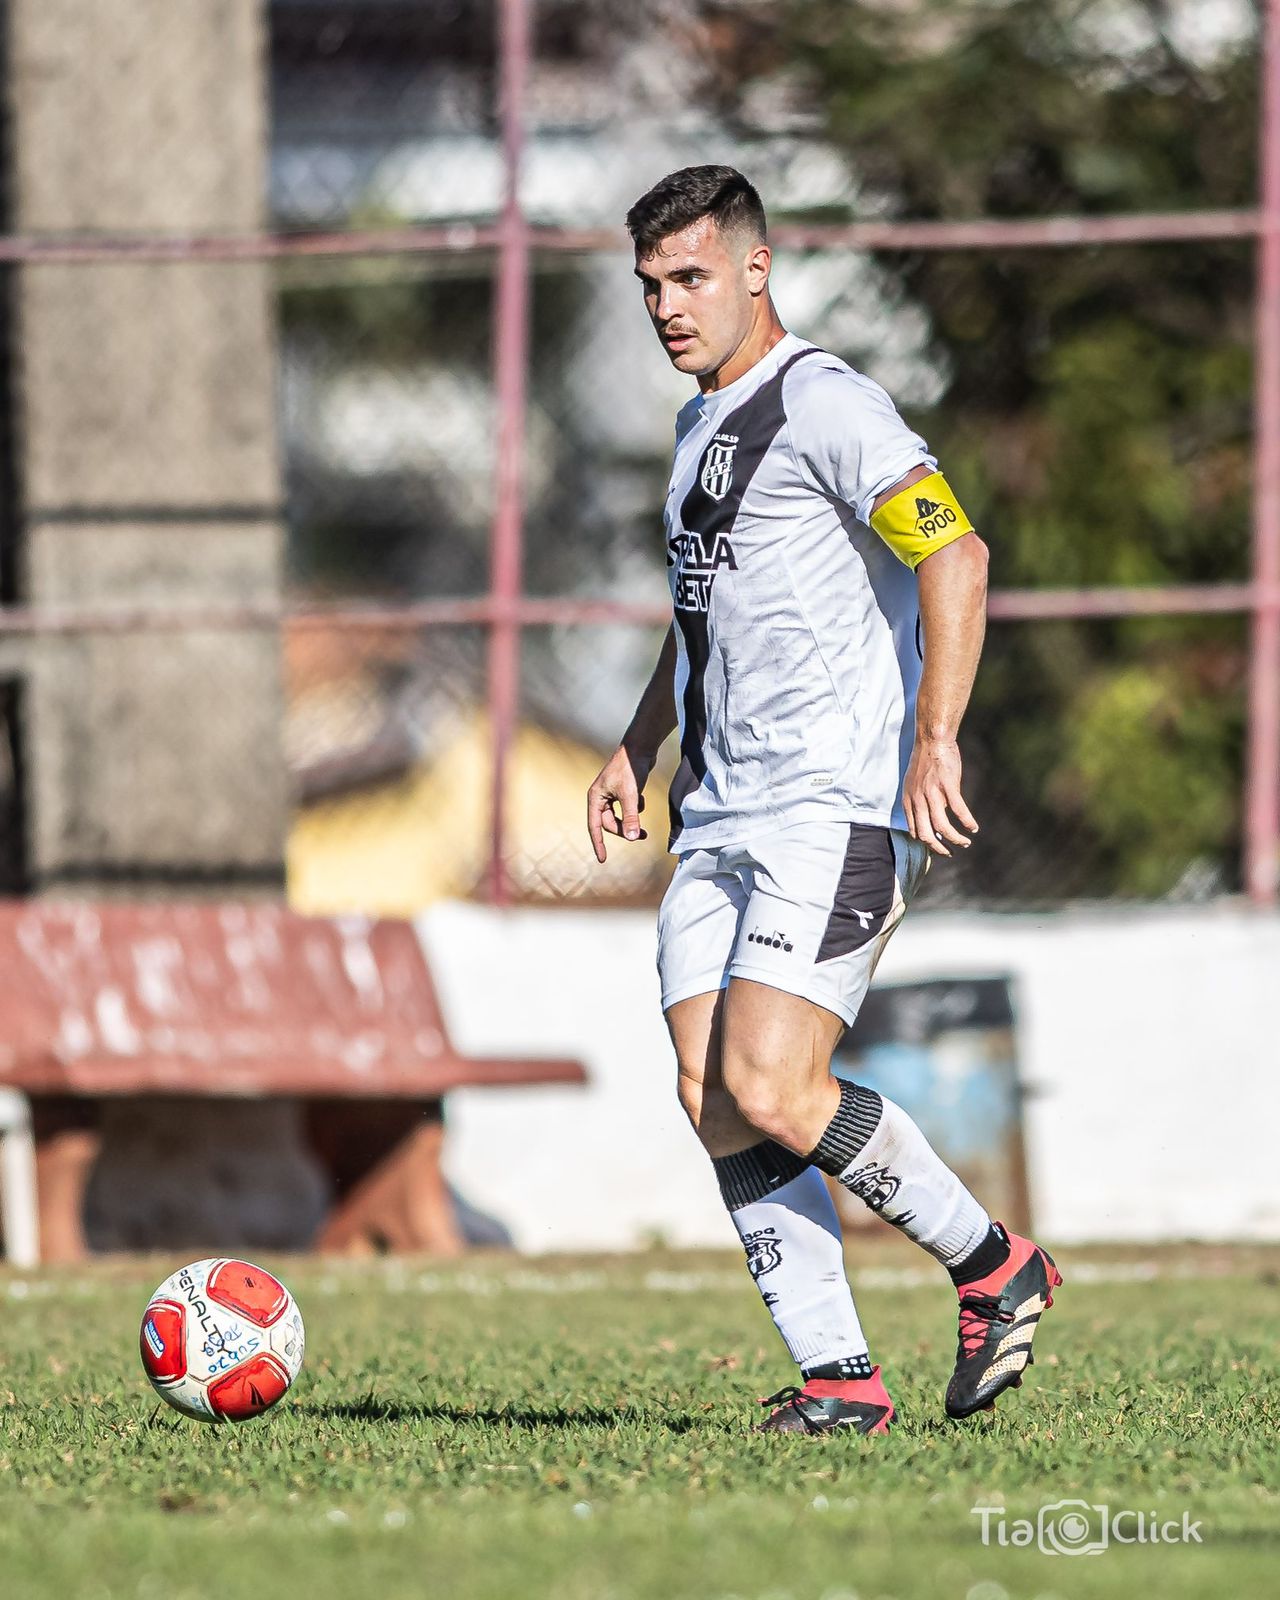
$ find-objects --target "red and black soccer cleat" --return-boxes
[945,1227,1063,1420]
[756,1367,894,1435]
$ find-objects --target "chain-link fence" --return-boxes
[0,0,1275,913]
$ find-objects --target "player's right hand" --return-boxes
[588,745,653,863]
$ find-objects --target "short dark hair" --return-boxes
[625,165,766,256]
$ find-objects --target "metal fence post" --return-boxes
[1248,0,1280,905]
[485,0,532,906]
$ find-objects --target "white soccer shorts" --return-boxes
[657,820,930,1028]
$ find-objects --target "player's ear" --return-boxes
[744,240,771,297]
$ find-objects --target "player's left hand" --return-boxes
[903,737,978,858]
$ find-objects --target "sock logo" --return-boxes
[743,1226,783,1279]
[842,1162,902,1213]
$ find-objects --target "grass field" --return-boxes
[1,1243,1277,1600]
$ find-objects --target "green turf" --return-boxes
[1,1247,1276,1600]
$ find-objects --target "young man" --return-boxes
[587,166,1060,1435]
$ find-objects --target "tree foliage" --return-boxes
[772,0,1258,898]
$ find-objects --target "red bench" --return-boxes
[0,903,586,1262]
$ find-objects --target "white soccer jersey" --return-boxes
[663,332,937,851]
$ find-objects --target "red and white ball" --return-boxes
[140,1257,305,1423]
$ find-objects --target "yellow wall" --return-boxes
[287,712,673,914]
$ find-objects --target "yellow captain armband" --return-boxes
[869,471,975,570]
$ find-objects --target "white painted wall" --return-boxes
[417,901,1280,1251]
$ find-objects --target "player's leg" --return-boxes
[721,825,1000,1262]
[665,991,892,1435]
[727,967,1003,1279]
[719,823,1061,1415]
[659,853,891,1435]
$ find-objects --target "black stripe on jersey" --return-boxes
[669,346,820,843]
[815,824,897,963]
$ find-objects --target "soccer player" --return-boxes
[587,167,1061,1435]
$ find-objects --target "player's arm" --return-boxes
[587,624,678,863]
[869,464,988,858]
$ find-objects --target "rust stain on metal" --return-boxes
[0,903,585,1097]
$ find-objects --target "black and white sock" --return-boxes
[807,1079,1009,1278]
[713,1141,872,1375]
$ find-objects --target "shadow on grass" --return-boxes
[302,1397,706,1434]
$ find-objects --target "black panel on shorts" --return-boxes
[815,824,896,963]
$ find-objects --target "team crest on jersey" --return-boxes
[700,436,738,500]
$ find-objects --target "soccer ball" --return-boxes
[140,1257,305,1423]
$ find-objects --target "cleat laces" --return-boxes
[758,1384,830,1435]
[956,1292,1014,1359]
[759,1385,805,1409]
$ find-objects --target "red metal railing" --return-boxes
[0,207,1254,265]
[484,0,535,905]
[0,0,1273,906]
[1248,0,1280,905]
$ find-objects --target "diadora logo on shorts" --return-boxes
[746,927,793,952]
[842,1161,902,1212]
[743,1226,783,1279]
[700,432,739,500]
[915,495,958,539]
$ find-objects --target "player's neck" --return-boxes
[697,306,789,395]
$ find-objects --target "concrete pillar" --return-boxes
[5,0,286,892]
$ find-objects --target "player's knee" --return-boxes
[721,1062,794,1147]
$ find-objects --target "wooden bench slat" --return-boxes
[0,902,586,1096]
